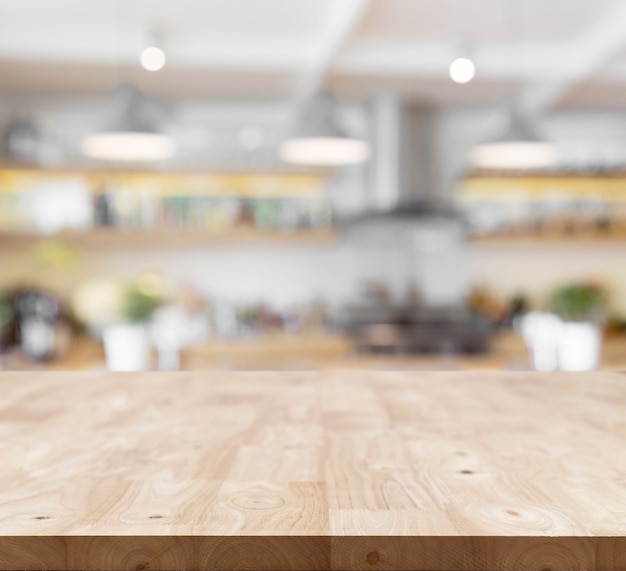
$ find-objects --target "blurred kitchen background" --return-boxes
[0,0,625,372]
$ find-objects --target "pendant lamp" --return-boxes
[469,104,556,170]
[81,83,175,162]
[280,92,370,166]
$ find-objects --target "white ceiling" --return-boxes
[1,0,626,109]
[351,0,615,43]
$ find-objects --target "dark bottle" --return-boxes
[506,293,529,328]
[13,289,65,361]
[94,193,116,227]
[0,292,14,354]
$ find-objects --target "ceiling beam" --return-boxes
[335,42,564,79]
[291,0,372,108]
[521,1,626,113]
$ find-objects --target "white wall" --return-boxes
[0,241,362,308]
[3,236,623,315]
[0,221,468,311]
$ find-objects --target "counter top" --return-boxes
[0,372,624,570]
[5,331,626,372]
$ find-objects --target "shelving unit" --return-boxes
[0,168,336,248]
[459,174,626,247]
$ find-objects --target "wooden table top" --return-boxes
[0,372,624,571]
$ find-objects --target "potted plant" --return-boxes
[102,281,163,371]
[547,281,609,371]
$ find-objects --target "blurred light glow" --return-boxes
[81,132,175,161]
[280,137,370,166]
[72,279,124,324]
[449,57,475,84]
[470,141,556,170]
[141,46,166,71]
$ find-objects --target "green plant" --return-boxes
[121,284,162,323]
[547,282,609,323]
[0,293,12,327]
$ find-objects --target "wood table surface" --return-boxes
[0,372,624,571]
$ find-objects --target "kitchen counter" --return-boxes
[0,372,624,570]
[4,331,626,372]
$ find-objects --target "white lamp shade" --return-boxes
[81,131,175,161]
[470,106,556,170]
[281,92,370,166]
[280,137,370,166]
[470,141,556,170]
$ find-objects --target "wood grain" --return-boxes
[0,371,624,570]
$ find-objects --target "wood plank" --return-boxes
[0,228,338,249]
[0,371,624,570]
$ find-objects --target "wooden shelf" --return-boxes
[0,227,339,248]
[468,233,626,246]
[0,167,328,198]
[459,174,626,200]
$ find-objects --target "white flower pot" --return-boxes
[557,321,601,372]
[103,323,150,371]
[520,312,562,371]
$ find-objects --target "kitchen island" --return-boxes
[0,372,624,570]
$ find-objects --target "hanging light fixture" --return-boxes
[469,103,556,170]
[449,40,476,84]
[469,1,556,171]
[140,29,166,72]
[81,83,175,162]
[280,92,370,166]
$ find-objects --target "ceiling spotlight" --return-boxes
[449,57,475,84]
[141,46,166,72]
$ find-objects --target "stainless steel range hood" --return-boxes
[342,94,462,241]
[369,93,441,212]
[340,94,467,309]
